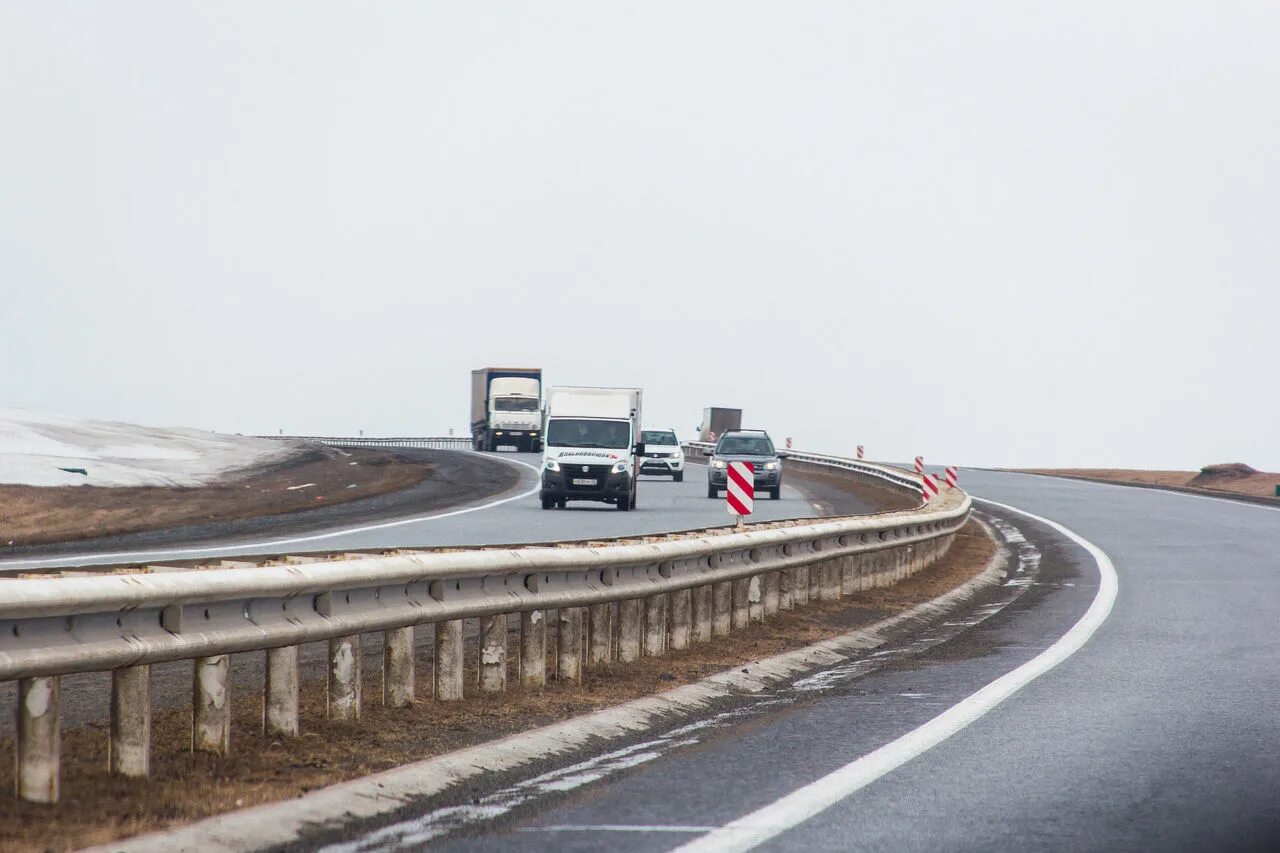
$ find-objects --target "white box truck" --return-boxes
[470,367,543,452]
[540,386,643,511]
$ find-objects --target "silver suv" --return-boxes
[706,430,782,500]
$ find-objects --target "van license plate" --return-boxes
[572,478,597,486]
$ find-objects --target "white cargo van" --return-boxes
[540,386,643,511]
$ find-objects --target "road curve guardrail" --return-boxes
[0,445,967,804]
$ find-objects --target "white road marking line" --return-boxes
[0,454,543,571]
[521,825,717,834]
[673,497,1118,853]
[985,469,1280,514]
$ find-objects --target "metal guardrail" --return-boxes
[266,435,474,450]
[0,446,965,803]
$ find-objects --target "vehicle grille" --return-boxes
[565,464,613,490]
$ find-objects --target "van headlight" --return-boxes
[711,459,727,469]
[764,461,779,470]
[545,460,560,472]
[611,461,629,474]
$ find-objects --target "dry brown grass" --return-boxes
[0,521,995,852]
[0,449,435,548]
[1018,467,1280,500]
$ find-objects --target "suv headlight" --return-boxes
[611,460,629,474]
[764,461,779,470]
[711,459,727,469]
[545,460,560,472]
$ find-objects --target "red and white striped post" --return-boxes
[785,437,793,449]
[856,445,864,460]
[944,466,958,489]
[921,472,940,503]
[914,456,924,475]
[726,461,755,527]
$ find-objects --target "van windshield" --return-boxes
[494,398,539,412]
[641,430,677,445]
[547,419,631,449]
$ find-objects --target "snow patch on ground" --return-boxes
[0,408,305,487]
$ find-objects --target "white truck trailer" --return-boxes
[470,367,543,452]
[539,386,643,511]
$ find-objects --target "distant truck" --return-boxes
[540,386,643,511]
[697,407,742,443]
[470,367,543,452]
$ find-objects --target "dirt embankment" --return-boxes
[1017,463,1280,501]
[0,447,438,548]
[0,521,995,852]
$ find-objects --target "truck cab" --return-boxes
[540,387,643,511]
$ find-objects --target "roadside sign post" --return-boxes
[785,437,793,449]
[856,445,864,460]
[921,472,940,504]
[914,456,924,475]
[944,466,958,489]
[727,461,755,529]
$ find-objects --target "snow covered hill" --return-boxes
[0,408,306,487]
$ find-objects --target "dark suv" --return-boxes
[706,429,782,500]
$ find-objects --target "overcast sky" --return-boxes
[2,3,1277,470]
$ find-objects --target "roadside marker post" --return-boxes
[856,445,864,460]
[914,456,924,475]
[726,461,755,529]
[921,473,940,503]
[785,437,793,449]
[944,466,958,489]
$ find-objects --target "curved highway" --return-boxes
[312,469,1280,852]
[0,453,857,573]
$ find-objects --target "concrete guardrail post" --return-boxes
[558,607,585,682]
[841,555,858,596]
[435,620,465,700]
[821,562,841,601]
[669,587,692,650]
[618,598,643,662]
[713,581,732,637]
[265,646,300,737]
[479,615,506,693]
[748,575,764,623]
[110,664,150,777]
[589,603,612,664]
[193,654,231,754]
[16,675,60,803]
[779,569,794,610]
[644,593,668,656]
[520,610,547,687]
[731,578,750,629]
[763,571,781,615]
[808,563,822,601]
[384,626,415,707]
[692,584,713,643]
[328,636,362,720]
[793,566,811,606]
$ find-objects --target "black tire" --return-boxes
[616,493,631,511]
[630,489,638,509]
[557,498,567,509]
[541,495,553,510]
[770,486,781,500]
[707,484,718,499]
[673,471,684,483]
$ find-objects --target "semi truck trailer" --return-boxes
[697,407,742,443]
[540,386,643,511]
[470,367,543,452]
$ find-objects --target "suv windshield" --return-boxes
[547,418,631,449]
[494,398,539,412]
[641,430,678,445]
[716,436,774,456]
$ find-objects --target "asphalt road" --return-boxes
[0,453,842,573]
[323,469,1280,852]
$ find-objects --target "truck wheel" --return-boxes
[673,471,684,483]
[557,498,566,509]
[630,490,638,509]
[541,495,553,510]
[616,493,631,511]
[707,484,717,499]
